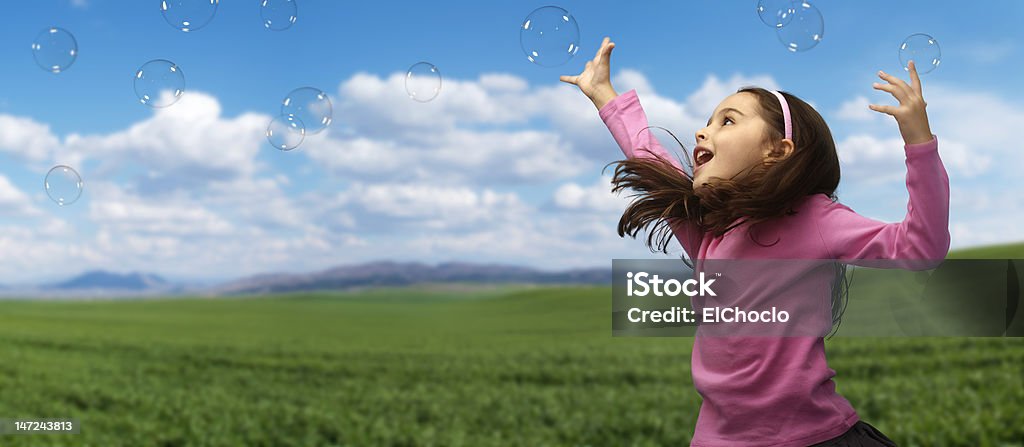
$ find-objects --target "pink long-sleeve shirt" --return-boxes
[599,89,950,446]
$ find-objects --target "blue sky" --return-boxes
[0,0,1020,283]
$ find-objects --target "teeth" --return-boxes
[695,149,713,166]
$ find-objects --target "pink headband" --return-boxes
[771,90,792,140]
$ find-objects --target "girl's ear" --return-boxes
[764,138,795,161]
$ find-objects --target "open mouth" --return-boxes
[693,147,714,170]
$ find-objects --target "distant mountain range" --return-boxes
[51,270,169,290]
[1,242,1019,298]
[210,261,612,295]
[0,261,612,297]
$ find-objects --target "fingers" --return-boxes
[593,37,609,60]
[565,37,613,86]
[907,60,923,95]
[872,81,897,95]
[876,70,912,103]
[604,41,615,62]
[867,103,897,116]
[602,39,615,57]
[594,37,615,66]
[878,70,911,96]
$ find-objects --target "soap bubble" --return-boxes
[757,0,796,28]
[899,33,941,75]
[134,59,186,108]
[161,0,219,32]
[520,6,580,67]
[266,115,305,151]
[45,165,83,206]
[405,62,442,102]
[776,1,824,52]
[31,27,78,74]
[281,87,332,134]
[260,0,298,31]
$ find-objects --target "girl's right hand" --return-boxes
[560,37,619,110]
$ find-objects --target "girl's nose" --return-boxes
[695,129,708,142]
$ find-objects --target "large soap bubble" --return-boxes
[520,6,580,67]
[161,0,220,32]
[134,59,186,108]
[899,33,941,75]
[281,87,332,134]
[45,165,83,206]
[757,0,796,28]
[405,62,442,102]
[776,1,824,52]
[31,27,78,74]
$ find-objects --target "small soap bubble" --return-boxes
[31,27,78,74]
[261,0,298,31]
[134,59,186,108]
[776,1,824,52]
[281,87,332,134]
[899,34,941,75]
[757,0,795,28]
[520,6,580,67]
[405,62,442,103]
[267,115,305,151]
[161,0,219,32]
[45,165,83,206]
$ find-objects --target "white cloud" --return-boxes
[0,67,1017,283]
[305,128,589,184]
[947,187,1024,251]
[332,181,531,232]
[203,176,312,231]
[403,209,678,270]
[62,91,266,182]
[552,175,630,213]
[925,84,1024,155]
[0,115,61,162]
[684,73,781,119]
[312,73,595,184]
[833,83,1022,181]
[834,96,879,122]
[478,73,529,92]
[336,72,534,138]
[0,175,43,217]
[88,183,234,237]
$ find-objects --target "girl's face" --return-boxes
[692,92,786,188]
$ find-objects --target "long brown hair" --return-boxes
[606,86,852,337]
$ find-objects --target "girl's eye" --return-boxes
[723,117,735,125]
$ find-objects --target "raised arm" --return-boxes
[560,37,702,259]
[818,61,951,270]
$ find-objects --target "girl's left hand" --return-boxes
[868,60,934,146]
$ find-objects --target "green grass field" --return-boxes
[0,282,1022,446]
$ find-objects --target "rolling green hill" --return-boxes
[0,283,1021,446]
[947,241,1024,259]
[0,242,1021,445]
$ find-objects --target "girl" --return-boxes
[560,37,950,446]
